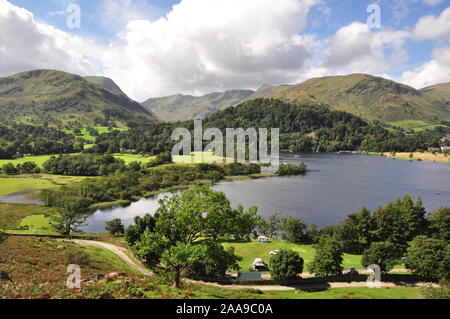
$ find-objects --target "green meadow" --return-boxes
[63,126,129,142]
[0,175,86,196]
[222,239,363,271]
[390,120,446,131]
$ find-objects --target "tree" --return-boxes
[429,207,450,242]
[308,235,344,277]
[105,219,125,236]
[373,196,427,250]
[131,186,243,288]
[230,205,260,240]
[405,236,450,280]
[270,250,304,283]
[361,241,402,273]
[53,196,92,235]
[125,214,157,246]
[155,186,239,243]
[337,207,375,254]
[282,217,307,244]
[159,243,206,288]
[187,240,241,279]
[259,212,283,238]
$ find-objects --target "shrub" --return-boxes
[270,250,304,283]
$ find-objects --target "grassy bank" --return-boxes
[373,152,450,163]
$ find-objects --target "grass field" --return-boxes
[222,239,363,271]
[390,120,446,131]
[0,153,157,168]
[378,152,450,163]
[63,126,129,142]
[0,154,80,167]
[173,151,229,164]
[0,203,57,231]
[0,175,86,196]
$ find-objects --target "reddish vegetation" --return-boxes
[0,237,142,299]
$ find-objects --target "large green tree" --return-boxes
[429,207,450,242]
[282,217,307,244]
[361,241,402,273]
[308,235,344,277]
[131,186,244,287]
[405,236,450,280]
[373,196,428,250]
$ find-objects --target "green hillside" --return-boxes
[84,76,126,96]
[0,70,156,128]
[247,74,450,127]
[142,90,254,122]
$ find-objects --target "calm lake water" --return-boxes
[81,153,450,233]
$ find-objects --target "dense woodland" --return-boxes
[1,99,449,159]
[92,99,450,155]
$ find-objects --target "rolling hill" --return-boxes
[142,90,254,122]
[0,70,156,128]
[247,74,450,126]
[143,74,450,128]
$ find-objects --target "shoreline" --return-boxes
[368,152,450,164]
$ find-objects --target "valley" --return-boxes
[0,69,448,301]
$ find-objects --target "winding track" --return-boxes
[73,240,432,291]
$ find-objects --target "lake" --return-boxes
[81,153,449,233]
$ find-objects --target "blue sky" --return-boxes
[2,0,450,100]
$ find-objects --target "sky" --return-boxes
[1,0,450,101]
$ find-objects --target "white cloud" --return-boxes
[100,0,163,29]
[0,0,102,77]
[101,0,320,100]
[1,0,449,101]
[420,0,445,6]
[399,46,450,88]
[413,7,450,40]
[323,22,410,74]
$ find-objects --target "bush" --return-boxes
[420,280,450,299]
[270,250,304,283]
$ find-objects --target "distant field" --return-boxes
[173,151,229,164]
[222,239,362,271]
[390,120,446,131]
[0,153,155,168]
[0,154,80,167]
[0,175,86,196]
[63,125,129,142]
[379,152,450,163]
[110,153,156,164]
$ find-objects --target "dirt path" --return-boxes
[73,240,431,291]
[72,240,153,276]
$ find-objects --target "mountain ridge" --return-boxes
[142,89,255,122]
[142,73,450,125]
[0,69,156,128]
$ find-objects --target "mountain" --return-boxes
[142,90,255,122]
[0,70,156,128]
[247,74,450,125]
[84,76,126,97]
